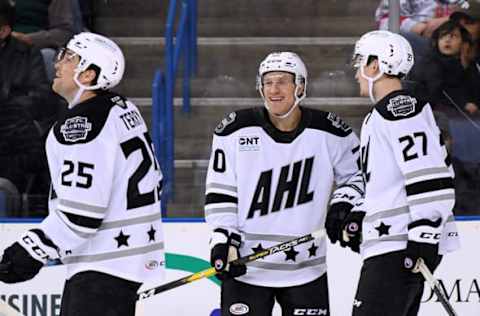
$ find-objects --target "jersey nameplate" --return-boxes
[387,95,416,117]
[60,116,92,142]
[327,112,351,132]
[215,112,237,134]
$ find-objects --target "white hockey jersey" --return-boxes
[205,107,363,287]
[358,90,460,260]
[41,92,165,283]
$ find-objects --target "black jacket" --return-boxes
[409,49,480,112]
[0,35,54,124]
[0,35,52,192]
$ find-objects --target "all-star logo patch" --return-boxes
[387,95,417,117]
[60,116,92,142]
[327,112,351,132]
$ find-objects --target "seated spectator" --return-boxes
[434,111,480,215]
[11,0,80,81]
[375,0,465,60]
[450,10,480,41]
[0,0,56,215]
[450,11,480,78]
[408,20,479,115]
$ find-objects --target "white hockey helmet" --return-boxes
[66,32,125,91]
[257,52,307,119]
[353,30,413,102]
[353,30,414,78]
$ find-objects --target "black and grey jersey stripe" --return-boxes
[404,167,455,203]
[56,199,107,238]
[205,182,238,217]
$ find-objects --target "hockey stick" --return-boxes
[414,259,458,316]
[136,229,326,301]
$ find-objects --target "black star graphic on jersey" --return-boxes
[147,225,156,242]
[114,230,130,248]
[375,222,391,237]
[65,250,72,255]
[252,243,266,254]
[284,247,299,262]
[308,243,319,257]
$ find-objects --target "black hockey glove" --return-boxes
[404,218,442,272]
[0,229,59,283]
[340,211,366,253]
[325,202,354,244]
[210,228,246,281]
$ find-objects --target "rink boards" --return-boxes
[0,219,478,316]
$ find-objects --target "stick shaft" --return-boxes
[417,260,457,316]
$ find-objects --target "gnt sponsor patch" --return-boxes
[60,116,92,142]
[327,112,351,132]
[238,136,260,152]
[387,95,417,117]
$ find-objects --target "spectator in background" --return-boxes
[409,20,479,115]
[450,11,480,76]
[11,0,79,81]
[0,0,53,212]
[434,111,480,215]
[375,0,466,60]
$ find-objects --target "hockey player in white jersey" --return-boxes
[205,51,364,315]
[0,33,165,315]
[341,30,460,315]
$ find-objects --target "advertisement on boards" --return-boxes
[0,220,478,315]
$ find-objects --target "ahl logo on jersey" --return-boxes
[60,116,92,142]
[238,136,260,151]
[387,95,417,117]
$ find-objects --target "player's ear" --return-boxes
[369,59,379,72]
[79,69,97,86]
[296,83,305,97]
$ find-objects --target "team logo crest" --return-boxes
[327,112,351,132]
[387,95,416,117]
[60,116,92,142]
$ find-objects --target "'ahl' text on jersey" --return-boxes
[247,157,315,219]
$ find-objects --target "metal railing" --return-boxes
[152,0,197,215]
